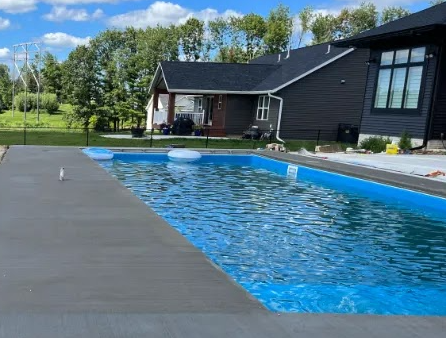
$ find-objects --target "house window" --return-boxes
[197,98,203,113]
[257,96,270,120]
[374,47,426,110]
[218,95,223,110]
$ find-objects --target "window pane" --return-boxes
[389,68,407,108]
[257,108,262,120]
[257,96,264,119]
[381,51,394,65]
[374,69,391,108]
[265,96,270,109]
[404,66,423,108]
[411,47,426,63]
[395,49,409,64]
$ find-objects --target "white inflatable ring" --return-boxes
[168,149,202,163]
[83,147,114,160]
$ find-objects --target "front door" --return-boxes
[203,96,214,125]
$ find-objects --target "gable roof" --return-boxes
[159,62,280,93]
[150,43,354,94]
[250,43,352,91]
[334,2,446,47]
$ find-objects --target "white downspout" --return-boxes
[268,92,285,144]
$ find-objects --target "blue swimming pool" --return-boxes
[99,153,446,315]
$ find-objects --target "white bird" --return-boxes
[59,167,65,181]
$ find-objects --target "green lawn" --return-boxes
[0,129,351,151]
[0,104,352,150]
[0,103,71,128]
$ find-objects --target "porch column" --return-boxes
[167,93,176,124]
[151,89,160,129]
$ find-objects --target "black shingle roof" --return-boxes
[250,43,350,91]
[159,43,352,93]
[334,2,446,47]
[160,62,279,92]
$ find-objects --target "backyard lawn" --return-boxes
[0,105,351,150]
[0,104,72,128]
[0,128,351,151]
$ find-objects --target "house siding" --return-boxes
[276,48,369,141]
[251,97,280,132]
[431,45,446,139]
[360,46,439,140]
[225,95,256,135]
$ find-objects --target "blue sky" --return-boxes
[0,0,433,63]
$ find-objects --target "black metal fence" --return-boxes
[0,126,353,150]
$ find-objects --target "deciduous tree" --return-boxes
[264,4,293,54]
[381,6,411,24]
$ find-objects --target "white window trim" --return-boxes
[218,95,223,110]
[256,95,270,120]
[197,98,203,113]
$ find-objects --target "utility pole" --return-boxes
[12,42,42,123]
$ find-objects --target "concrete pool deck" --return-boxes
[0,146,444,337]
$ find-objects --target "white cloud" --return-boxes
[0,48,11,58]
[41,32,91,48]
[0,17,11,30]
[92,8,104,19]
[323,0,425,12]
[108,1,242,29]
[43,0,130,4]
[43,6,104,22]
[0,0,37,14]
[0,0,131,14]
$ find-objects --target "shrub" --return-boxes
[359,136,392,153]
[63,108,83,129]
[41,93,59,114]
[14,92,37,112]
[398,130,413,150]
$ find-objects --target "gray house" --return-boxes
[148,43,369,140]
[334,2,446,149]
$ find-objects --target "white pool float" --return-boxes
[83,147,114,161]
[168,149,202,163]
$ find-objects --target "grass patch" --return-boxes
[0,104,72,128]
[0,129,353,151]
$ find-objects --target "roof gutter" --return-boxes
[268,92,285,144]
[333,25,441,48]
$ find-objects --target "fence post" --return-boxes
[24,126,26,145]
[150,128,154,148]
[86,127,89,147]
[205,128,210,148]
[316,129,321,146]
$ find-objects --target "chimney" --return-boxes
[326,45,331,54]
[278,54,281,62]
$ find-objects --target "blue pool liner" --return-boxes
[112,152,446,218]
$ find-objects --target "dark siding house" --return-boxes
[334,2,446,148]
[148,43,369,141]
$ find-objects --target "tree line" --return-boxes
[0,1,442,130]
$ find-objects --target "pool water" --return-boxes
[99,154,446,315]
